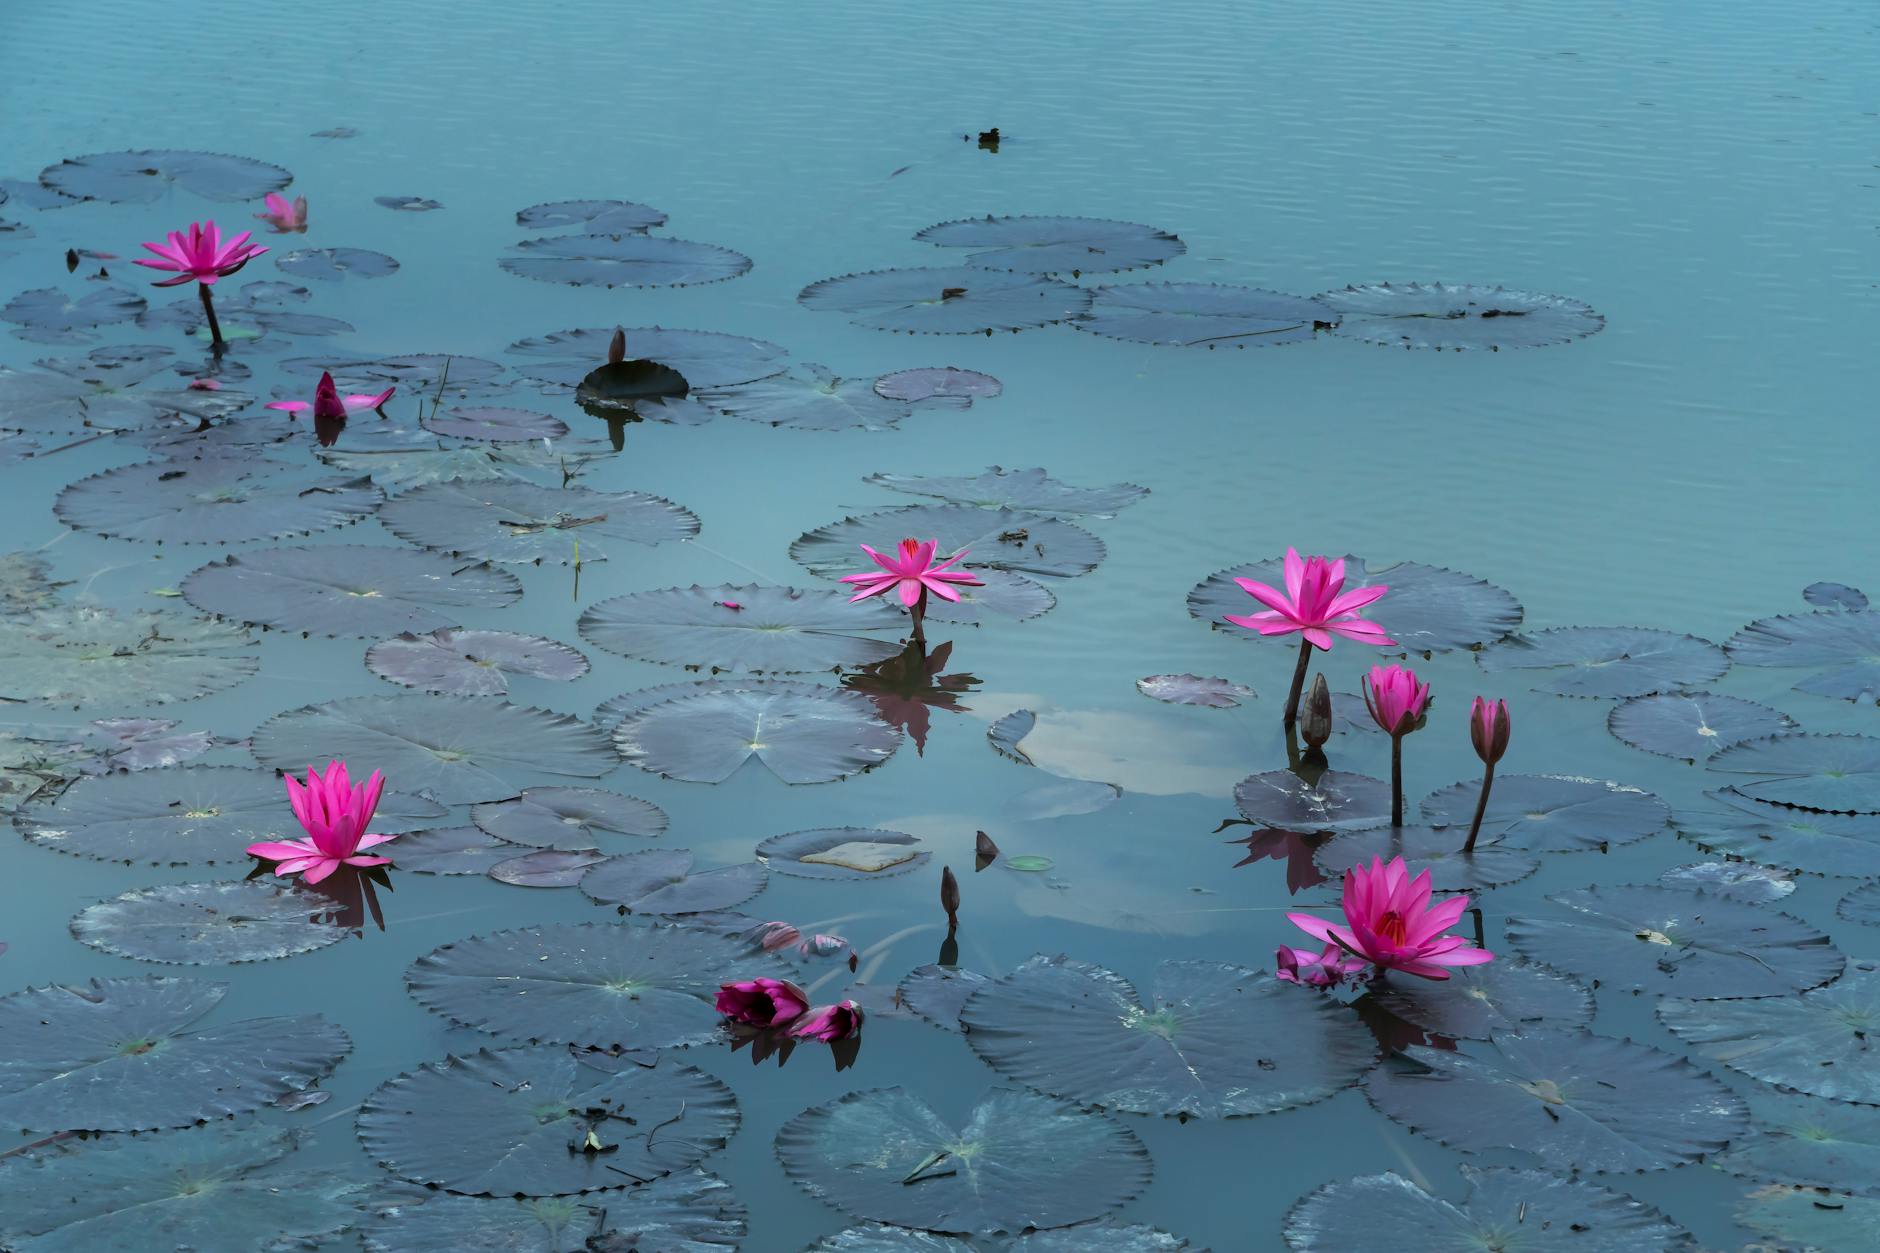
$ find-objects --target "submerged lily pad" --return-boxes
[1708,733,1880,812]
[1366,1028,1747,1172]
[358,1046,737,1196]
[865,466,1147,517]
[1318,282,1605,351]
[1674,790,1880,876]
[580,849,768,914]
[0,606,257,706]
[0,976,348,1131]
[1236,770,1390,833]
[873,368,1003,404]
[71,880,347,964]
[1420,774,1668,853]
[1313,825,1539,892]
[471,786,667,850]
[798,266,1091,334]
[1136,675,1255,708]
[755,827,928,879]
[516,199,667,234]
[501,234,751,288]
[488,849,610,888]
[1660,860,1795,902]
[1283,1166,1690,1252]
[252,695,617,804]
[1504,884,1842,998]
[39,150,292,203]
[776,1087,1150,1234]
[1366,960,1594,1041]
[915,215,1183,274]
[379,479,698,565]
[1659,962,1880,1104]
[792,504,1105,581]
[1607,691,1796,761]
[579,584,903,673]
[1738,1184,1880,1249]
[275,247,399,281]
[1076,283,1337,347]
[508,326,788,390]
[1476,627,1729,698]
[1189,556,1522,654]
[1715,1089,1880,1195]
[55,459,382,544]
[898,966,992,1033]
[705,364,916,431]
[423,405,568,441]
[614,681,900,784]
[1726,610,1880,703]
[182,544,522,637]
[389,825,525,876]
[962,956,1376,1118]
[367,627,589,696]
[361,1169,745,1252]
[406,920,790,1049]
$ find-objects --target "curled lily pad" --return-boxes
[508,326,788,389]
[488,849,609,887]
[1738,1184,1880,1248]
[1076,283,1336,347]
[1714,1089,1880,1195]
[366,627,589,696]
[71,880,347,964]
[1708,733,1880,812]
[516,199,667,233]
[798,266,1091,334]
[1660,861,1795,902]
[987,709,1037,764]
[1136,674,1254,708]
[1313,825,1538,892]
[1366,960,1594,1041]
[755,827,927,879]
[614,681,900,784]
[182,544,522,637]
[898,966,991,1033]
[39,150,292,203]
[1805,582,1869,610]
[358,1046,737,1196]
[580,850,768,914]
[361,1169,745,1252]
[1607,691,1797,761]
[1476,627,1728,698]
[0,606,257,706]
[1726,610,1880,703]
[1318,282,1605,351]
[873,368,1002,404]
[776,1086,1150,1234]
[1420,774,1668,853]
[406,920,791,1049]
[1236,770,1390,833]
[792,504,1105,581]
[1673,790,1880,876]
[1504,884,1842,998]
[961,956,1376,1118]
[378,479,698,565]
[275,247,399,280]
[471,786,667,850]
[501,234,751,288]
[55,459,382,544]
[1365,1028,1747,1172]
[424,405,568,441]
[3,286,146,335]
[1189,556,1522,653]
[579,584,902,673]
[915,215,1183,274]
[1658,962,1880,1104]
[1283,1166,1690,1252]
[865,466,1147,517]
[0,976,348,1131]
[375,194,442,211]
[1839,882,1880,926]
[705,364,915,431]
[389,825,525,875]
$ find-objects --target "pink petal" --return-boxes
[1327,583,1388,617]
[1282,549,1305,602]
[923,578,964,603]
[300,858,341,884]
[897,579,921,607]
[1233,578,1299,620]
[247,840,318,860]
[1301,627,1334,650]
[1286,911,1338,946]
[343,854,393,867]
[265,400,311,413]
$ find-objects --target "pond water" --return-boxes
[1,1,1877,1249]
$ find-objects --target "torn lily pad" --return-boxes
[1137,674,1254,708]
[55,459,383,544]
[1236,770,1390,833]
[70,880,348,964]
[792,504,1105,581]
[798,266,1091,334]
[915,215,1183,274]
[579,849,768,914]
[471,786,667,850]
[614,681,900,784]
[182,544,522,637]
[1658,962,1880,1104]
[1708,733,1880,812]
[275,247,399,281]
[38,150,291,203]
[1607,691,1797,761]
[501,234,752,287]
[1476,627,1729,698]
[360,1169,745,1252]
[756,827,928,879]
[374,194,442,211]
[1318,282,1605,351]
[579,583,903,673]
[1190,556,1522,654]
[0,606,257,706]
[515,198,667,233]
[366,628,588,696]
[1419,774,1669,853]
[1076,283,1336,347]
[1726,610,1880,703]
[704,364,916,431]
[378,479,698,565]
[866,466,1147,517]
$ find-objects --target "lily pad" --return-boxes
[919,568,1058,624]
[507,326,788,390]
[961,956,1376,1118]
[489,849,611,887]
[375,194,443,211]
[275,247,400,280]
[1009,1223,1199,1251]
[755,827,928,879]
[1805,582,1869,610]
[798,266,1091,334]
[1726,610,1880,703]
[1317,282,1605,351]
[792,504,1105,581]
[803,1227,974,1252]
[516,199,668,233]
[38,150,292,203]
[365,626,589,696]
[1840,882,1880,926]
[1009,779,1121,820]
[361,1169,746,1252]
[0,365,221,435]
[1076,283,1337,347]
[1365,960,1594,1041]
[390,825,526,875]
[1660,860,1795,902]
[866,466,1147,517]
[1658,962,1880,1105]
[406,920,791,1049]
[580,849,769,914]
[1673,790,1880,876]
[1738,1184,1880,1249]
[987,709,1037,764]
[1365,1027,1747,1172]
[873,368,1003,404]
[614,681,900,784]
[0,606,257,705]
[1503,884,1842,998]
[378,479,698,565]
[705,364,916,431]
[1236,770,1390,833]
[182,544,522,637]
[55,459,382,544]
[424,405,568,441]
[2,286,147,335]
[1313,825,1539,892]
[898,966,992,1033]
[1135,674,1253,708]
[71,880,348,964]
[1476,627,1729,698]
[1708,733,1880,812]
[775,1086,1150,1234]
[280,351,505,390]
[358,1046,737,1196]
[1715,1089,1880,1194]
[471,786,668,850]
[1607,691,1797,761]
[1419,774,1669,853]
[501,234,751,288]
[35,716,215,773]
[0,976,348,1131]
[579,584,903,673]
[915,215,1183,274]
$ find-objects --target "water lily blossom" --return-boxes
[1288,856,1494,980]
[1275,943,1371,987]
[790,1000,864,1041]
[134,220,268,352]
[255,192,308,233]
[1464,697,1512,852]
[266,371,395,418]
[842,538,983,642]
[245,761,396,884]
[1225,548,1393,729]
[715,977,809,1027]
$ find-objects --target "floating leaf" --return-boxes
[366,628,589,696]
[919,568,1057,625]
[915,215,1183,274]
[0,606,257,705]
[898,966,991,1034]
[1726,610,1880,703]
[1365,960,1593,1042]
[1476,627,1728,698]
[1840,882,1880,926]
[360,1169,745,1252]
[71,880,347,964]
[704,364,915,431]
[0,976,348,1130]
[2,286,146,335]
[1136,674,1254,708]
[866,466,1146,517]
[1708,733,1880,812]
[39,150,292,203]
[423,405,568,441]
[1076,282,1336,347]
[515,199,667,234]
[802,1227,973,1252]
[798,266,1092,334]
[1714,1089,1880,1195]
[1236,770,1390,833]
[55,459,382,544]
[182,544,522,637]
[379,479,697,565]
[1737,1184,1880,1249]
[1660,860,1795,902]
[0,365,208,435]
[375,194,443,211]
[358,1046,737,1196]
[962,956,1375,1118]
[614,681,899,784]
[280,351,506,391]
[987,709,1036,764]
[873,368,1002,404]
[390,825,525,876]
[755,827,928,879]
[501,235,751,288]
[1419,774,1668,853]
[37,716,215,773]
[580,583,902,673]
[508,325,788,390]
[580,849,768,914]
[792,504,1105,581]
[1189,556,1521,654]
[1317,282,1605,351]
[275,247,399,281]
[1804,582,1869,610]
[1313,825,1538,892]
[776,1087,1150,1234]
[488,848,610,887]
[1008,779,1121,820]
[1607,691,1797,761]
[471,786,667,850]
[1673,790,1880,876]
[1659,963,1880,1105]
[1504,884,1842,998]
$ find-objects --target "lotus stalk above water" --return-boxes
[1363,663,1431,826]
[1464,697,1512,852]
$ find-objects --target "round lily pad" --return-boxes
[0,606,257,706]
[1806,582,1869,610]
[501,235,751,288]
[358,1046,737,1196]
[1727,610,1880,703]
[507,326,788,390]
[489,849,610,887]
[361,1169,745,1252]
[1672,790,1880,876]
[55,459,382,544]
[182,544,522,637]
[705,364,916,431]
[375,194,442,211]
[864,465,1146,517]
[1660,860,1795,902]
[0,976,348,1131]
[791,504,1105,581]
[1135,674,1254,708]
[614,680,900,784]
[1076,283,1336,347]
[275,247,399,280]
[918,567,1057,624]
[1738,1184,1880,1250]
[1476,627,1729,698]
[516,199,667,234]
[471,786,667,850]
[755,827,928,879]
[390,825,525,876]
[1365,959,1593,1041]
[1708,733,1880,812]
[775,1086,1150,1234]
[961,956,1376,1118]
[798,266,1091,334]
[579,850,768,914]
[1313,825,1539,892]
[873,368,1002,404]
[71,880,347,964]
[1236,770,1390,833]
[39,150,292,203]
[1365,1027,1747,1172]
[914,215,1183,274]
[897,966,991,1034]
[424,406,568,441]
[1504,884,1842,998]
[366,627,589,696]
[1607,691,1797,761]
[378,479,698,565]
[579,584,903,673]
[1715,1089,1880,1195]
[1658,962,1880,1104]
[1317,282,1605,351]
[3,286,147,335]
[1419,774,1669,853]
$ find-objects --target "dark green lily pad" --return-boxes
[1660,861,1795,902]
[1714,1089,1880,1194]
[1283,1166,1690,1252]
[1136,674,1255,708]
[1076,283,1336,347]
[1805,582,1869,610]
[1708,733,1880,812]
[358,1046,737,1196]
[614,681,900,784]
[378,479,698,565]
[755,827,928,879]
[472,786,667,850]
[1607,691,1797,761]
[275,247,399,280]
[1476,627,1728,698]
[0,976,348,1131]
[0,606,257,705]
[71,880,347,964]
[1419,774,1669,853]
[798,266,1091,334]
[424,406,568,441]
[489,849,611,887]
[507,326,788,389]
[1660,961,1880,1104]
[252,695,617,804]
[1726,610,1880,703]
[39,150,292,203]
[1365,960,1593,1041]
[55,459,382,544]
[580,850,768,914]
[361,1169,745,1252]
[390,825,525,875]
[183,544,521,637]
[915,215,1183,274]
[705,364,917,431]
[1366,1028,1747,1172]
[962,956,1376,1118]
[579,584,903,673]
[1738,1184,1880,1249]
[1672,790,1880,876]
[792,504,1105,581]
[406,920,791,1049]
[776,1086,1150,1234]
[1318,282,1605,351]
[898,966,991,1033]
[3,286,147,334]
[1504,885,1842,998]
[864,466,1147,517]
[1313,825,1539,892]
[516,199,668,233]
[873,367,1002,404]
[367,627,589,696]
[1236,770,1390,833]
[501,235,751,288]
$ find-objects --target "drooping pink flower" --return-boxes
[255,192,308,233]
[133,220,268,287]
[1363,664,1431,737]
[841,538,983,608]
[1288,856,1494,980]
[789,1000,864,1041]
[1224,548,1393,651]
[265,371,394,417]
[1471,697,1511,765]
[245,761,396,885]
[715,978,810,1027]
[1275,943,1372,987]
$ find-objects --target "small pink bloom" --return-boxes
[1275,943,1372,987]
[1471,696,1511,765]
[717,601,743,611]
[715,978,809,1027]
[255,192,309,233]
[245,760,396,885]
[789,1000,864,1041]
[1224,548,1393,652]
[266,371,394,417]
[1363,663,1431,737]
[134,220,268,287]
[1288,856,1494,981]
[841,538,983,608]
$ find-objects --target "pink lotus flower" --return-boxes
[1363,664,1430,737]
[134,220,268,287]
[1471,697,1511,765]
[266,371,394,418]
[790,1000,864,1041]
[245,761,396,884]
[255,192,308,234]
[1288,856,1494,981]
[842,538,983,609]
[1275,943,1372,987]
[716,600,743,611]
[1225,549,1393,651]
[715,978,809,1027]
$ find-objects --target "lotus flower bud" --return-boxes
[1471,697,1511,765]
[1300,674,1333,748]
[607,327,626,365]
[940,865,960,928]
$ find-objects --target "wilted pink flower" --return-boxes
[1224,549,1393,651]
[1275,943,1372,987]
[1363,664,1430,737]
[1288,856,1494,981]
[134,220,268,287]
[715,978,809,1027]
[842,538,983,609]
[246,761,396,884]
[187,378,221,391]
[266,371,394,417]
[1471,697,1511,765]
[255,192,308,233]
[790,1000,864,1041]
